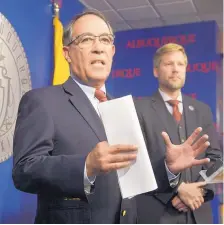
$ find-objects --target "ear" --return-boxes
[63,46,71,63]
[112,44,115,57]
[153,67,159,78]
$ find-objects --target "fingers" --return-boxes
[109,161,133,171]
[195,182,207,188]
[109,152,137,163]
[179,207,189,212]
[98,151,137,173]
[192,198,203,210]
[175,202,186,209]
[189,204,195,211]
[177,205,189,212]
[192,158,210,167]
[189,194,204,211]
[193,201,200,210]
[192,134,209,151]
[89,142,138,175]
[110,144,138,154]
[172,196,181,207]
[99,161,133,173]
[173,198,189,212]
[194,141,210,157]
[200,188,206,197]
[161,132,172,148]
[199,195,204,204]
[185,127,202,145]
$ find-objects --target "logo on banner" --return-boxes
[0,13,31,163]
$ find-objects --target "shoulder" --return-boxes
[22,85,62,100]
[133,96,152,106]
[133,96,154,116]
[183,95,211,112]
[19,85,63,108]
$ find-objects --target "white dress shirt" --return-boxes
[158,89,183,115]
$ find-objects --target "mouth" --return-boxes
[91,60,105,65]
[169,76,180,80]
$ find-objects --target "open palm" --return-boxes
[162,127,210,174]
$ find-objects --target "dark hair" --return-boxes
[63,10,113,46]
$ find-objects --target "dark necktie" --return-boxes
[167,100,182,122]
[95,89,108,102]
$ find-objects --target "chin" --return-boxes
[89,74,108,85]
[169,81,184,89]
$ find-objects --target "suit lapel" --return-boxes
[182,95,198,138]
[63,77,107,141]
[151,91,179,144]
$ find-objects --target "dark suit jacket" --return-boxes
[134,92,222,224]
[12,77,137,224]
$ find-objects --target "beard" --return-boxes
[159,77,185,91]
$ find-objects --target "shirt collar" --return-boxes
[158,89,182,102]
[70,74,106,100]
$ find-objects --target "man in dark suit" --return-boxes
[12,12,212,224]
[13,10,139,224]
[135,43,222,224]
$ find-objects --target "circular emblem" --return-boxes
[0,13,31,163]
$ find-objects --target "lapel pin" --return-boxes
[189,105,194,111]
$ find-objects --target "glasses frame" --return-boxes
[67,32,115,48]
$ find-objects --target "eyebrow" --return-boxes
[75,32,113,37]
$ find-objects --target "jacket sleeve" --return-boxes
[196,104,222,202]
[12,91,87,199]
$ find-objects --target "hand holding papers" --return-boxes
[98,95,157,198]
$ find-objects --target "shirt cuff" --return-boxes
[84,162,96,194]
[164,160,180,188]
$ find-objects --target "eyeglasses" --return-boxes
[67,33,115,49]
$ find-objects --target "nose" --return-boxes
[172,63,179,72]
[91,37,105,54]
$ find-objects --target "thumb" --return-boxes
[161,132,172,148]
[195,181,207,187]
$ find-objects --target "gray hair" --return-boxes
[63,10,114,46]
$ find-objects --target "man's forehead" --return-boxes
[73,14,110,35]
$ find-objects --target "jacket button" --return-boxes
[121,210,127,216]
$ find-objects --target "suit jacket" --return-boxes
[134,91,222,224]
[12,77,137,224]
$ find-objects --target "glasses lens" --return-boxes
[100,34,114,45]
[78,34,95,48]
[73,33,114,48]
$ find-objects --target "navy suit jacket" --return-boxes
[13,77,136,224]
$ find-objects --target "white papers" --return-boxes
[98,95,157,198]
[200,159,223,184]
[200,167,224,184]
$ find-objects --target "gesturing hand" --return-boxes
[86,141,138,177]
[162,127,210,174]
